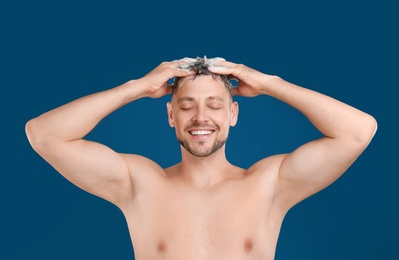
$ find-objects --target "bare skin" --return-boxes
[25,58,377,259]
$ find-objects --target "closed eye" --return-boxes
[179,102,194,111]
[208,102,223,110]
[180,107,193,111]
[209,106,222,110]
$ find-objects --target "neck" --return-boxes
[178,147,233,188]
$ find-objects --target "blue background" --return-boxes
[1,0,397,259]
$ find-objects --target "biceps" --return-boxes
[40,139,132,205]
[278,137,360,205]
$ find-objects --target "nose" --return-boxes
[192,106,209,123]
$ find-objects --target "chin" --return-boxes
[179,137,227,158]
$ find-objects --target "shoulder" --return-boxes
[245,154,288,177]
[239,154,288,191]
[120,153,166,181]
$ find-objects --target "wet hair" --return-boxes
[172,57,233,97]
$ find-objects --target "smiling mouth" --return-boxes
[189,130,214,136]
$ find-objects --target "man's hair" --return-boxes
[172,57,233,97]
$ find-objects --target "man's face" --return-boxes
[167,75,238,157]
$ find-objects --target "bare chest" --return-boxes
[124,177,282,259]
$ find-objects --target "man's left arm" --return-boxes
[266,77,377,209]
[209,61,377,209]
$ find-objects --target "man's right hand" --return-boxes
[137,58,197,98]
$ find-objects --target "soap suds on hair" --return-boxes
[174,56,233,95]
[178,56,226,72]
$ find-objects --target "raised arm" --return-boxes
[209,60,377,209]
[25,59,196,208]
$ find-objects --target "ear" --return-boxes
[230,101,239,127]
[166,102,175,127]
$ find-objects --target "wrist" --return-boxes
[258,75,283,95]
[117,80,148,103]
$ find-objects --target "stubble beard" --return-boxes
[178,137,227,157]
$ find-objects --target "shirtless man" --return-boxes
[25,57,377,259]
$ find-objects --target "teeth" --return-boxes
[190,130,213,135]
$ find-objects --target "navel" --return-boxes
[244,238,254,252]
[157,240,166,253]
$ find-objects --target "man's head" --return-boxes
[167,57,239,158]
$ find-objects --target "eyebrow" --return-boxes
[207,96,225,102]
[177,97,194,104]
[177,96,225,104]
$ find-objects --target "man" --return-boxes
[25,57,377,259]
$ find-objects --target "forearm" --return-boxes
[262,76,377,142]
[26,80,144,143]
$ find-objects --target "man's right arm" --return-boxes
[25,59,196,209]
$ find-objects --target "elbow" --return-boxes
[365,114,378,141]
[25,118,48,152]
[370,115,378,137]
[25,118,39,149]
[355,114,378,146]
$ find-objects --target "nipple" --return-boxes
[157,240,166,253]
[244,238,254,252]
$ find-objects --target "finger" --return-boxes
[174,67,197,77]
[207,59,237,75]
[175,57,197,63]
[207,65,230,75]
[166,59,198,77]
[170,58,199,73]
[211,62,251,84]
[173,57,197,67]
[206,57,226,67]
[209,59,235,68]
